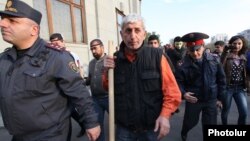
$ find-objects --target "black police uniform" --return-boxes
[176,53,226,136]
[0,1,98,140]
[0,38,99,141]
[175,32,227,141]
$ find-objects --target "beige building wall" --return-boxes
[0,0,141,76]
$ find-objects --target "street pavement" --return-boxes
[1,96,250,141]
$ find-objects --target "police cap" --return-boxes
[181,32,209,51]
[0,0,42,25]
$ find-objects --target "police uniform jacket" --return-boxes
[175,52,226,101]
[0,38,98,136]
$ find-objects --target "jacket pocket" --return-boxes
[141,71,161,92]
[23,68,47,91]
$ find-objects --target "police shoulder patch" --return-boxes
[46,43,66,52]
[68,61,79,73]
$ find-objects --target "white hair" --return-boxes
[121,13,146,30]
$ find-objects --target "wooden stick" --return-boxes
[108,40,115,141]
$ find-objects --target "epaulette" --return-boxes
[46,43,66,52]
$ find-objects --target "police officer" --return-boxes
[175,32,226,141]
[0,0,100,141]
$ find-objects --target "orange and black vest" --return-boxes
[114,42,163,130]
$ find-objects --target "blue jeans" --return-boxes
[221,86,248,125]
[116,124,158,141]
[93,96,109,141]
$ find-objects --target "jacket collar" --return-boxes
[117,41,145,60]
[7,37,44,60]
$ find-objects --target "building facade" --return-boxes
[210,33,229,43]
[239,29,250,45]
[0,0,142,76]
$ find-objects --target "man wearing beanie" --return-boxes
[0,0,100,140]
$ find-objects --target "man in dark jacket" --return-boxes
[0,0,100,141]
[167,36,187,70]
[103,14,182,141]
[175,32,226,141]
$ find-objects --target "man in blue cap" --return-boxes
[175,32,226,141]
[0,0,100,141]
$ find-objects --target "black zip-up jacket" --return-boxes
[0,38,98,137]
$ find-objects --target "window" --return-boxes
[116,9,125,47]
[0,1,6,10]
[33,0,87,44]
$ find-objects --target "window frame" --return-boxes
[115,8,125,47]
[37,0,87,44]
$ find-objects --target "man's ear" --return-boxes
[31,24,39,36]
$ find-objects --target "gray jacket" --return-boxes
[86,54,108,97]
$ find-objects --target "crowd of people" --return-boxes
[0,0,249,141]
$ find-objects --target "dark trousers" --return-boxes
[181,100,217,136]
[115,124,158,141]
